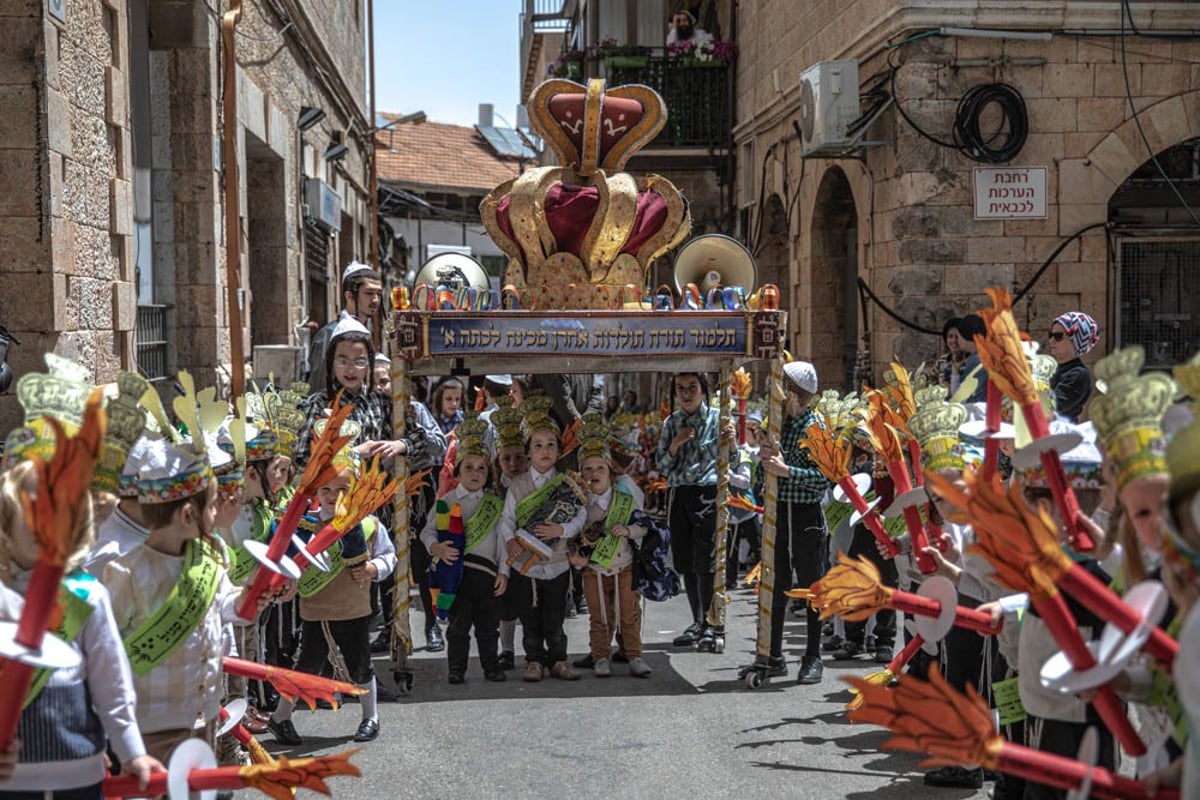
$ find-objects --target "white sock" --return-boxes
[273,697,295,723]
[499,619,516,651]
[359,679,378,722]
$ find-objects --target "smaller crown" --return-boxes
[92,372,151,495]
[492,396,524,451]
[520,393,559,440]
[1088,346,1176,489]
[914,385,948,409]
[577,412,611,463]
[4,354,92,464]
[456,415,491,463]
[907,400,969,474]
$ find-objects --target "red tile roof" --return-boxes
[375,117,523,193]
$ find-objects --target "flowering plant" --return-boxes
[669,38,739,63]
[547,49,585,78]
[590,35,649,59]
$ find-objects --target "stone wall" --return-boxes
[733,0,1200,386]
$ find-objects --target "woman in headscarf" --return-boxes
[1048,311,1100,422]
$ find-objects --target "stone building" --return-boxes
[0,0,371,429]
[734,1,1200,390]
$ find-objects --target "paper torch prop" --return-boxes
[863,391,934,572]
[223,657,365,711]
[973,288,1092,551]
[732,367,752,445]
[236,397,355,619]
[102,739,360,800]
[274,456,401,586]
[880,362,922,481]
[928,469,1161,754]
[799,423,898,557]
[846,665,1177,800]
[0,389,106,749]
[429,500,465,620]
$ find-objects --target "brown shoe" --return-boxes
[522,661,544,682]
[550,661,580,681]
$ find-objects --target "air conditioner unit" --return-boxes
[304,178,342,232]
[798,60,860,157]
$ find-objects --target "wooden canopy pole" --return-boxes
[221,0,246,398]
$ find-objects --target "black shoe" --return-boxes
[353,718,380,742]
[796,656,824,685]
[765,655,787,677]
[268,718,302,746]
[370,631,391,654]
[696,626,717,652]
[873,645,894,664]
[448,670,465,684]
[821,635,844,652]
[575,598,588,615]
[832,641,864,660]
[498,651,515,670]
[923,766,983,789]
[375,682,400,702]
[572,653,595,669]
[484,668,507,682]
[611,649,628,664]
[821,621,835,636]
[673,622,702,647]
[426,624,444,653]
[215,792,234,800]
[566,604,578,619]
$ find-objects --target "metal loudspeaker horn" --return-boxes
[413,253,490,292]
[672,234,757,294]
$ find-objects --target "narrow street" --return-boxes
[267,587,988,799]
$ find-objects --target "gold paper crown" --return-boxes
[907,399,969,474]
[520,394,559,440]
[1087,346,1176,489]
[92,372,151,495]
[577,412,611,464]
[492,396,524,451]
[3,353,94,465]
[456,415,490,463]
[1167,353,1200,502]
[914,385,948,409]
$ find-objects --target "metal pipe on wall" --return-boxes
[222,0,246,398]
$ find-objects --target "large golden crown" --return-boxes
[1087,346,1176,489]
[481,78,691,309]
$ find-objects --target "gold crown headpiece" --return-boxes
[907,397,970,475]
[91,371,151,495]
[520,393,559,440]
[456,415,491,464]
[577,412,611,464]
[1087,346,1176,490]
[1167,352,1200,503]
[492,396,524,451]
[2,353,92,466]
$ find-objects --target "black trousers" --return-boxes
[510,569,570,666]
[843,522,898,649]
[294,616,374,685]
[376,481,437,630]
[669,485,718,625]
[726,515,761,585]
[943,593,985,695]
[1022,716,1115,800]
[770,500,827,660]
[447,568,501,673]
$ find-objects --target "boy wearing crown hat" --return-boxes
[490,396,528,670]
[85,435,153,577]
[268,445,396,746]
[305,261,382,390]
[102,436,268,763]
[419,417,508,684]
[568,415,653,678]
[495,394,588,682]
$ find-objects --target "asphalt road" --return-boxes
[260,583,992,800]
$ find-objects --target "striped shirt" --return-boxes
[777,408,833,505]
[103,543,245,734]
[655,404,721,487]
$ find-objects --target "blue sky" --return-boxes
[373,1,523,128]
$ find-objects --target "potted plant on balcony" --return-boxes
[669,38,738,68]
[592,35,650,69]
[547,49,585,80]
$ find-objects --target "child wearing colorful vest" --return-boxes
[421,418,508,684]
[103,437,263,763]
[0,457,163,797]
[568,415,652,678]
[495,396,587,682]
[268,453,395,746]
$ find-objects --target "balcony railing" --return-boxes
[136,303,171,382]
[600,52,732,150]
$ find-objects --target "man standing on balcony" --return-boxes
[666,9,712,48]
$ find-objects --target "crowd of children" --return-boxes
[0,293,1198,800]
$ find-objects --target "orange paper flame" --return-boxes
[798,421,851,484]
[847,664,1003,770]
[239,749,361,800]
[261,664,365,711]
[862,392,905,465]
[22,389,107,566]
[405,468,431,498]
[559,418,583,458]
[333,456,401,532]
[296,395,355,495]
[884,361,917,426]
[731,368,752,400]
[804,552,892,621]
[975,288,1038,408]
[927,468,1072,600]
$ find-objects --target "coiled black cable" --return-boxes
[953,83,1028,164]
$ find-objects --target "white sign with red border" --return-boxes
[973,166,1048,220]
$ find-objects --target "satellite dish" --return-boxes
[673,234,757,294]
[798,77,816,144]
[413,253,490,292]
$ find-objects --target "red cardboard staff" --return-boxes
[0,390,106,748]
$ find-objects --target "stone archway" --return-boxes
[808,167,858,392]
[757,193,789,311]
